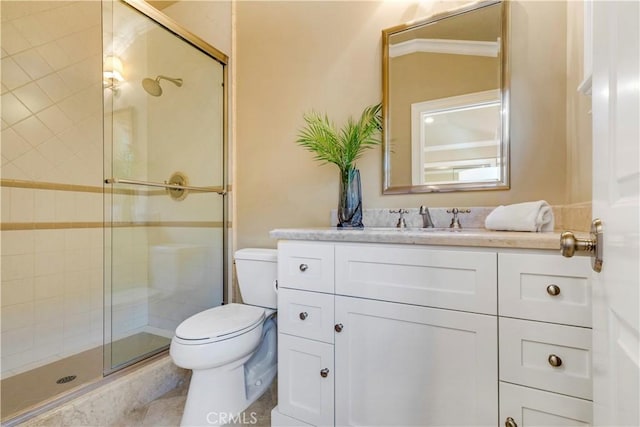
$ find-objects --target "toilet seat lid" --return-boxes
[175,303,265,341]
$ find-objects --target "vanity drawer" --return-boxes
[498,252,592,327]
[335,244,497,314]
[500,382,593,427]
[500,317,592,399]
[278,288,335,344]
[278,241,334,293]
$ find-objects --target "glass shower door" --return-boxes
[102,0,227,372]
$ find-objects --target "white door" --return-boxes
[591,1,640,425]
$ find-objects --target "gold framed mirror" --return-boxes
[382,0,509,194]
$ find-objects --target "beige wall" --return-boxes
[235,0,587,249]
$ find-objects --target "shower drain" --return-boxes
[56,375,77,384]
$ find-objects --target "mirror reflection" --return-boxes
[383,1,509,193]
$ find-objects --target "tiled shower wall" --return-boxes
[1,1,104,378]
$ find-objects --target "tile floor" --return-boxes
[111,374,278,427]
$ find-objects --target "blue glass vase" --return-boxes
[337,168,363,228]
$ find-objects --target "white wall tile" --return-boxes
[1,127,31,161]
[1,187,11,222]
[9,187,34,222]
[13,81,53,114]
[1,302,34,332]
[1,92,32,125]
[12,147,52,181]
[54,190,76,221]
[34,228,64,252]
[1,277,34,306]
[36,38,70,69]
[34,273,65,300]
[12,49,53,80]
[34,250,64,277]
[0,21,31,56]
[36,72,72,103]
[12,115,53,147]
[1,56,31,90]
[34,296,64,325]
[34,188,56,221]
[37,105,73,135]
[1,230,34,254]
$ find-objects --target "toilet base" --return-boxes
[179,317,278,426]
[181,356,250,427]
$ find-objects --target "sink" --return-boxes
[363,227,455,232]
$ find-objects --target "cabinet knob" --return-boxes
[334,323,344,333]
[505,417,518,427]
[548,354,563,367]
[546,284,561,296]
[299,312,308,320]
[320,368,329,378]
[299,263,308,272]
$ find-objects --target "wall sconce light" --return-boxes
[103,55,124,91]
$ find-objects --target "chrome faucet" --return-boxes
[419,206,434,228]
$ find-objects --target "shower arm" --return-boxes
[156,75,183,87]
[105,177,226,195]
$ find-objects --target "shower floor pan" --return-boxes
[1,332,170,422]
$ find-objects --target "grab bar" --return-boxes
[105,177,226,195]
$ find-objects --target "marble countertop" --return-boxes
[270,227,581,250]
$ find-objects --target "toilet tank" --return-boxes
[234,248,277,309]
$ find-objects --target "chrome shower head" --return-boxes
[141,75,183,97]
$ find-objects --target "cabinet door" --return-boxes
[500,382,593,427]
[334,296,498,426]
[278,334,334,426]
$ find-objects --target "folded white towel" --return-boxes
[485,200,554,232]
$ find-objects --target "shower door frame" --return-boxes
[103,0,230,375]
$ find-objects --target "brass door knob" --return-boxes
[548,354,563,367]
[560,219,603,272]
[505,417,518,427]
[546,284,561,296]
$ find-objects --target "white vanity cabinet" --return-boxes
[498,252,593,427]
[275,241,499,427]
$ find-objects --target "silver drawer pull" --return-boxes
[548,354,563,367]
[320,368,329,378]
[299,312,308,320]
[299,263,309,272]
[546,284,561,296]
[505,417,518,427]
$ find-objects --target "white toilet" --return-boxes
[170,248,278,426]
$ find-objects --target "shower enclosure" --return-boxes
[0,0,227,422]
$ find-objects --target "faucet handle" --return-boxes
[390,209,408,228]
[446,208,471,229]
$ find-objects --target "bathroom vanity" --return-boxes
[269,228,593,427]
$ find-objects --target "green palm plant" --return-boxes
[296,103,383,177]
[296,103,383,227]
